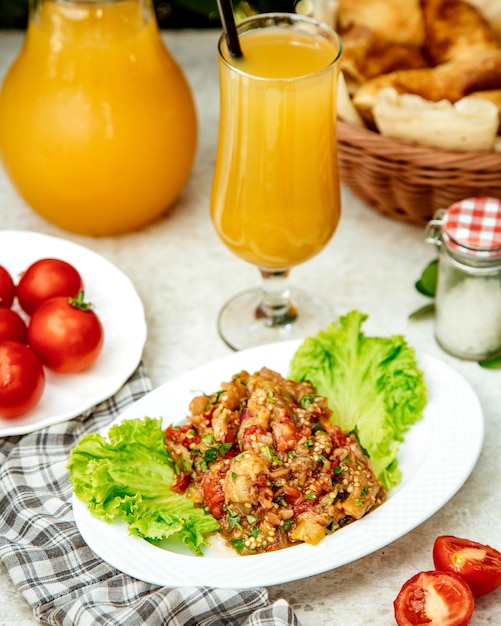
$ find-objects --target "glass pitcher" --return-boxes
[0,0,197,236]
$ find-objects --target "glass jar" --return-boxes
[0,0,197,236]
[425,197,501,361]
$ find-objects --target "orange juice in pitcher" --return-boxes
[0,0,197,236]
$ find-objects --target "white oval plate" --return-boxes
[72,341,484,589]
[0,230,147,437]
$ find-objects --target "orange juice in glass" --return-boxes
[0,0,197,236]
[211,13,342,349]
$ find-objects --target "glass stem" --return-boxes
[256,268,298,327]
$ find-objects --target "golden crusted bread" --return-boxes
[337,0,425,47]
[334,0,501,149]
[339,25,429,94]
[421,0,500,64]
[352,49,501,127]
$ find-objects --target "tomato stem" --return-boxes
[68,290,93,311]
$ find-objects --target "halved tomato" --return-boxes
[433,535,501,597]
[394,570,474,626]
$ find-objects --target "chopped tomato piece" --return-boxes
[282,485,301,504]
[241,423,268,448]
[200,471,226,519]
[165,424,199,446]
[433,535,501,597]
[171,471,191,495]
[394,570,474,626]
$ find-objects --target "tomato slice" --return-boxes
[433,535,501,596]
[394,570,474,626]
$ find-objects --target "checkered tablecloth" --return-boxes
[0,364,300,625]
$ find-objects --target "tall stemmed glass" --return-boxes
[211,12,342,350]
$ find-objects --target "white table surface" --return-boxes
[0,28,500,626]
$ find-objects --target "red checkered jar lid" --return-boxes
[441,197,501,259]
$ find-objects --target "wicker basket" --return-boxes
[337,119,501,226]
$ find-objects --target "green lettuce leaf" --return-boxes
[67,417,219,556]
[288,311,427,490]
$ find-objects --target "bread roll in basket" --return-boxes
[307,0,501,225]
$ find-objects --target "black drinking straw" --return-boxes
[216,0,243,58]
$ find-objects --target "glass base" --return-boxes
[217,286,335,351]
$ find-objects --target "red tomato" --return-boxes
[0,341,45,418]
[433,535,501,597]
[0,309,28,343]
[0,265,15,308]
[28,292,103,373]
[17,258,83,315]
[394,570,474,626]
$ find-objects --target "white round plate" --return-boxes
[0,230,147,437]
[72,341,484,589]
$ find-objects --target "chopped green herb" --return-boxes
[300,394,317,409]
[261,445,283,465]
[204,448,219,463]
[203,442,232,463]
[311,421,325,433]
[194,458,208,473]
[276,493,287,506]
[230,538,245,553]
[226,508,241,530]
